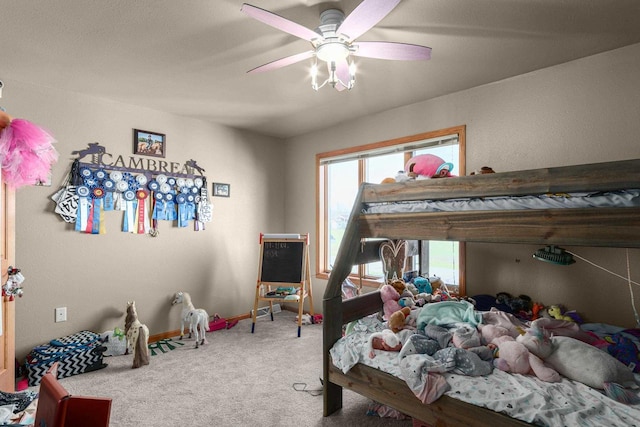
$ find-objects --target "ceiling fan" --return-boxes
[240,0,432,91]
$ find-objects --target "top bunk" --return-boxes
[324,158,640,303]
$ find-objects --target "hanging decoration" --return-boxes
[52,143,212,236]
[0,82,59,188]
[2,266,25,300]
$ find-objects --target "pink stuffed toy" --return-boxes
[478,324,512,345]
[404,154,454,179]
[489,334,561,382]
[380,284,402,320]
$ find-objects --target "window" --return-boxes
[316,126,466,291]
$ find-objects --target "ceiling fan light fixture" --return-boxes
[310,58,356,91]
[316,40,350,63]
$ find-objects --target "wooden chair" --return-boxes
[34,368,111,427]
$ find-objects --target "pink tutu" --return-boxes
[0,119,59,188]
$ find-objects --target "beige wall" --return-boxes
[285,43,640,328]
[4,80,285,359]
[7,42,640,360]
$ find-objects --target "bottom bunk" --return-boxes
[323,292,640,426]
[328,359,529,426]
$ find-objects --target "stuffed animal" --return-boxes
[478,324,513,344]
[518,326,638,401]
[368,329,402,358]
[469,166,495,175]
[547,304,582,323]
[413,277,432,294]
[389,278,406,295]
[489,334,561,382]
[427,276,444,292]
[404,154,454,179]
[547,305,572,321]
[388,307,411,333]
[398,296,415,309]
[479,324,559,381]
[380,284,402,320]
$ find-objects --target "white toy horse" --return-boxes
[171,291,210,348]
[125,301,150,368]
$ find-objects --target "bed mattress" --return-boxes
[362,189,640,214]
[330,315,640,426]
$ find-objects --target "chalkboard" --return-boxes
[260,240,305,283]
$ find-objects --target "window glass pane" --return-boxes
[428,241,459,285]
[364,153,405,278]
[365,152,405,184]
[327,160,358,269]
[414,143,460,286]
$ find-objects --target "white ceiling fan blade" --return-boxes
[354,41,432,60]
[247,50,315,73]
[241,3,321,42]
[337,0,401,41]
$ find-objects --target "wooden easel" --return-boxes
[251,233,314,337]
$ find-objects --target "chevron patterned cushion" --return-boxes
[25,330,107,386]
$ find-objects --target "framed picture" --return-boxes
[133,129,165,158]
[213,182,230,197]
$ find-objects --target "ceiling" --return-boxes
[2,0,640,139]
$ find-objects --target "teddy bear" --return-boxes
[404,154,454,179]
[388,307,411,333]
[389,278,406,295]
[380,284,402,320]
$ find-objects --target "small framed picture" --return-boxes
[213,182,230,197]
[133,129,165,158]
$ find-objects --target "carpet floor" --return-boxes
[50,311,412,426]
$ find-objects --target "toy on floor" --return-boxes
[125,301,150,369]
[171,291,210,347]
[187,308,209,348]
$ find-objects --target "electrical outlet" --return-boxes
[55,307,67,323]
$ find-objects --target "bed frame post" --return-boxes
[323,294,343,416]
[323,186,367,417]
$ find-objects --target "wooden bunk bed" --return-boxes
[322,158,640,426]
